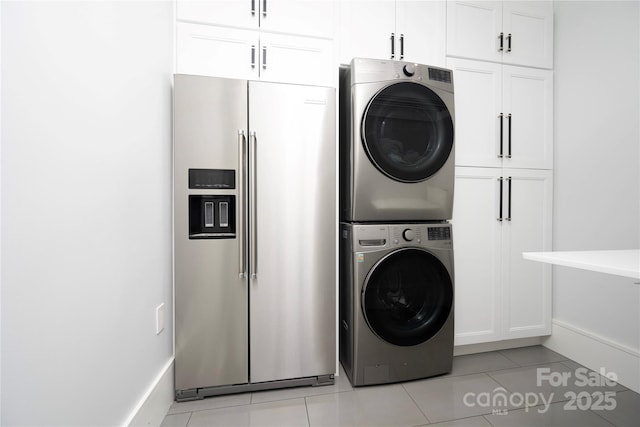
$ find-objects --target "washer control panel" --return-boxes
[350,223,452,252]
[390,224,452,246]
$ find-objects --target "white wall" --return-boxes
[552,0,639,369]
[1,1,174,425]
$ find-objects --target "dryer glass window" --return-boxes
[362,248,453,346]
[362,82,454,183]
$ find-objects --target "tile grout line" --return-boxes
[587,406,619,427]
[303,396,311,427]
[400,382,433,425]
[481,413,497,427]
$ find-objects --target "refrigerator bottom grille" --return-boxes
[175,374,335,402]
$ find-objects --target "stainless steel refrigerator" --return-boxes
[173,74,336,400]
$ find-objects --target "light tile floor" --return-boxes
[161,346,640,426]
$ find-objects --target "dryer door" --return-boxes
[362,248,453,346]
[362,82,454,183]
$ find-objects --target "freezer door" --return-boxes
[174,75,249,391]
[248,81,336,383]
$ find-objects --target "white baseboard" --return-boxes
[125,358,174,427]
[543,320,640,393]
[454,336,544,356]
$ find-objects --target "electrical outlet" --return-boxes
[156,303,165,335]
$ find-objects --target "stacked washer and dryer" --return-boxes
[339,58,456,386]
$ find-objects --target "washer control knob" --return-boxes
[403,229,416,241]
[403,63,416,77]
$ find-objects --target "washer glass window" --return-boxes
[362,248,453,346]
[363,82,454,183]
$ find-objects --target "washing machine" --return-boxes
[339,58,455,222]
[339,222,454,386]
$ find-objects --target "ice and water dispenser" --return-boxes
[188,169,236,239]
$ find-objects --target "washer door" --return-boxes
[362,82,454,183]
[362,248,453,347]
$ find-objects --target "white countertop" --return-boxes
[523,249,640,280]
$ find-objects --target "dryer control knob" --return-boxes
[403,64,416,77]
[403,229,416,241]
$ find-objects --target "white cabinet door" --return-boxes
[502,65,553,170]
[177,0,336,39]
[446,0,502,63]
[501,168,552,339]
[502,1,553,69]
[449,60,552,170]
[338,0,397,64]
[176,23,259,80]
[396,0,446,67]
[453,167,552,346]
[259,33,335,86]
[261,0,336,38]
[446,0,553,69]
[452,167,503,345]
[177,0,258,28]
[448,58,502,168]
[176,24,334,85]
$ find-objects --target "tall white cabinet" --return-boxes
[176,0,336,86]
[447,0,554,346]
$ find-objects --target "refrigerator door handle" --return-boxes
[238,130,248,278]
[249,131,258,279]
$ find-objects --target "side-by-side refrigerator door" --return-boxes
[248,81,336,383]
[174,74,249,396]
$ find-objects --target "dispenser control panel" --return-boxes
[189,195,235,239]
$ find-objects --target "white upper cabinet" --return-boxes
[339,0,396,64]
[502,1,553,69]
[339,0,446,67]
[395,1,446,66]
[447,58,553,169]
[177,0,336,39]
[177,24,260,80]
[177,0,258,28]
[260,0,336,39]
[258,32,334,85]
[176,0,336,86]
[447,0,553,69]
[177,23,334,86]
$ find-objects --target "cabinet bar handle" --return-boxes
[400,34,404,60]
[506,177,512,221]
[498,32,504,52]
[390,33,395,59]
[251,0,255,15]
[263,0,267,17]
[507,113,512,158]
[498,177,504,222]
[498,113,504,158]
[238,130,247,278]
[262,45,267,70]
[506,33,512,53]
[250,45,256,68]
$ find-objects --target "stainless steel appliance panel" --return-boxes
[248,81,336,383]
[339,58,456,222]
[340,222,454,386]
[174,75,249,391]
